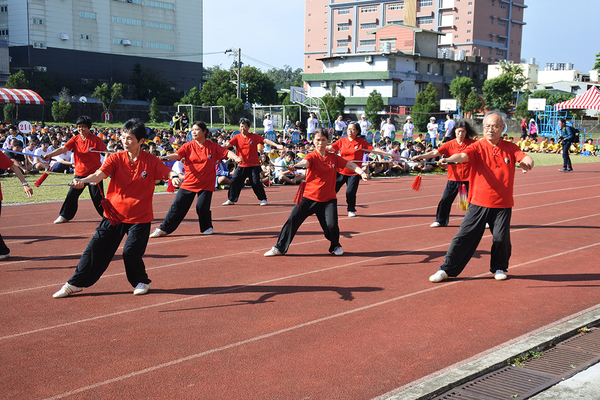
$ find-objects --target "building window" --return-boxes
[454,34,458,38]
[116,0,143,3]
[33,18,45,25]
[0,29,8,35]
[455,17,459,20]
[388,20,404,25]
[146,21,174,30]
[496,49,504,56]
[468,1,472,4]
[417,16,433,24]
[467,11,472,15]
[112,16,143,26]
[33,42,47,49]
[80,34,92,40]
[419,0,433,6]
[379,38,396,51]
[499,3,507,9]
[361,6,377,12]
[337,39,350,47]
[466,39,471,42]
[79,12,97,19]
[0,6,7,12]
[146,42,174,51]
[388,3,404,10]
[146,1,174,10]
[361,23,377,29]
[491,1,495,5]
[498,20,506,26]
[360,39,376,46]
[497,37,506,44]
[467,29,471,33]
[338,23,350,31]
[338,8,350,15]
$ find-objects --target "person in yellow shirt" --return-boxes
[539,137,550,153]
[570,142,581,154]
[548,138,561,154]
[582,139,596,156]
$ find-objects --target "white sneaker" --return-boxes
[348,211,356,217]
[259,199,268,206]
[149,228,167,238]
[222,200,235,205]
[264,247,283,257]
[133,282,150,295]
[332,246,343,256]
[54,216,68,224]
[485,223,490,229]
[429,270,449,283]
[53,282,83,298]
[0,253,9,261]
[430,222,442,228]
[494,270,508,280]
[202,227,213,235]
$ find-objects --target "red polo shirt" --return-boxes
[0,152,13,201]
[331,136,373,175]
[229,133,264,167]
[463,139,526,209]
[437,138,476,182]
[65,134,107,176]
[177,140,229,192]
[100,151,171,224]
[302,151,347,202]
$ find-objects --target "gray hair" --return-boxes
[483,110,507,126]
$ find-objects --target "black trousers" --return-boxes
[0,202,8,255]
[440,204,512,277]
[227,166,266,202]
[435,180,469,226]
[335,173,361,213]
[562,140,572,169]
[59,175,104,220]
[68,218,151,288]
[160,188,213,234]
[275,198,340,254]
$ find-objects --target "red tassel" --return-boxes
[293,181,306,205]
[458,183,469,211]
[411,174,422,191]
[166,178,175,193]
[100,198,126,226]
[34,172,49,187]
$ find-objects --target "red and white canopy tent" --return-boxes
[0,88,45,105]
[554,86,600,111]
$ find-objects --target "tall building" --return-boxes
[304,0,526,73]
[2,0,202,91]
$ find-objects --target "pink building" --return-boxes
[304,0,526,73]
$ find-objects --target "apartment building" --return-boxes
[2,0,202,91]
[304,0,526,73]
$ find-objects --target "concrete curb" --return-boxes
[378,306,600,400]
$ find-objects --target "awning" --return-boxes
[554,86,600,111]
[0,88,45,105]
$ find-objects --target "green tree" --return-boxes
[514,89,533,120]
[412,82,439,132]
[200,68,235,105]
[463,89,484,117]
[482,74,513,112]
[217,93,244,125]
[148,97,160,122]
[281,93,300,123]
[129,63,181,105]
[496,60,528,106]
[92,82,123,112]
[593,51,600,72]
[364,90,384,129]
[180,87,203,105]
[51,99,72,122]
[241,66,278,105]
[449,76,473,115]
[320,86,345,122]
[4,70,29,121]
[266,65,303,90]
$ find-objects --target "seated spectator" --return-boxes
[259,153,273,186]
[33,139,52,171]
[216,160,231,189]
[49,142,74,173]
[582,138,596,156]
[386,141,408,174]
[4,139,34,174]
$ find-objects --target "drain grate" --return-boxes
[433,328,600,400]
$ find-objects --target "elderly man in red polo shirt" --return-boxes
[429,110,534,283]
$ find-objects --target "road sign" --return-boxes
[18,121,32,134]
[101,111,113,122]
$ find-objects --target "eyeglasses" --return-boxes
[483,125,503,132]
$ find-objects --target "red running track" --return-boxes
[1,163,600,399]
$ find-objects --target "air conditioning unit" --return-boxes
[60,33,69,40]
[320,81,328,88]
[122,39,132,46]
[365,55,373,63]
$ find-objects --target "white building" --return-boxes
[2,0,202,90]
[487,60,538,90]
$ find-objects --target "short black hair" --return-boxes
[75,115,92,129]
[122,118,147,141]
[239,117,251,128]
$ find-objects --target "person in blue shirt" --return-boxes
[557,118,576,172]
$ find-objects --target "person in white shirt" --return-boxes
[263,113,274,133]
[334,115,347,136]
[403,116,414,142]
[359,115,372,135]
[306,112,318,140]
[381,118,396,139]
[2,126,23,150]
[427,117,439,147]
[33,139,52,171]
[444,114,455,143]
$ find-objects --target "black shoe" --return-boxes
[567,168,573,172]
[558,168,568,172]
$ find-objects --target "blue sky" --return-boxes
[203,1,598,73]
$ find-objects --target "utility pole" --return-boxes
[225,48,243,99]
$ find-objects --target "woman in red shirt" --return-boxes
[412,120,477,227]
[264,128,368,257]
[150,121,241,238]
[330,122,391,217]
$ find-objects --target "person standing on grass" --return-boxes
[264,128,368,257]
[412,120,477,228]
[428,111,534,283]
[221,118,283,207]
[53,119,173,298]
[0,152,34,260]
[42,115,107,224]
[150,121,241,238]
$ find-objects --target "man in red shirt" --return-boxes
[221,118,283,206]
[43,115,107,223]
[52,119,172,298]
[429,111,534,283]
